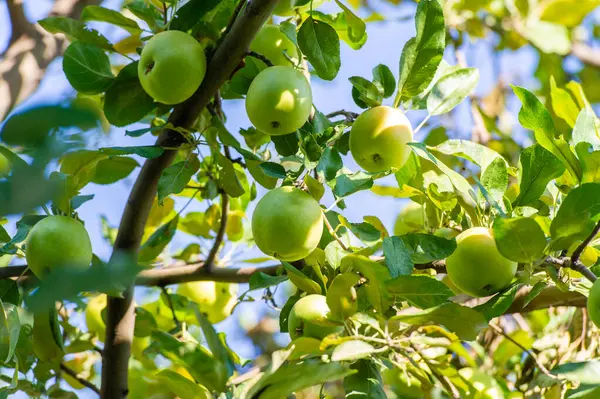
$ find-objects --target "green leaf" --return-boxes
[272,133,299,156]
[258,162,286,179]
[432,139,508,175]
[512,85,581,182]
[391,302,488,341]
[327,273,360,321]
[540,0,600,27]
[549,361,600,384]
[387,275,453,309]
[257,361,354,399]
[549,76,580,128]
[125,0,161,31]
[157,156,200,204]
[474,284,523,321]
[104,62,155,127]
[156,370,212,399]
[576,143,600,184]
[0,215,45,255]
[399,233,457,264]
[341,255,391,313]
[81,5,141,33]
[0,281,18,306]
[396,0,445,101]
[217,154,245,197]
[170,0,221,32]
[343,359,386,399]
[60,150,108,189]
[331,340,375,362]
[248,272,287,291]
[317,147,343,182]
[0,105,98,148]
[334,171,373,197]
[194,311,234,385]
[382,236,414,277]
[550,183,600,249]
[91,156,139,185]
[427,68,479,115]
[372,64,396,98]
[334,0,366,44]
[349,76,382,107]
[38,17,113,51]
[100,146,164,159]
[524,20,571,55]
[62,42,114,94]
[339,217,381,243]
[247,160,278,189]
[481,157,508,205]
[282,262,322,294]
[492,217,546,263]
[514,144,565,207]
[298,17,341,81]
[139,217,179,262]
[573,108,600,150]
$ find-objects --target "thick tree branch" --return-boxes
[100,1,280,397]
[546,256,598,284]
[0,0,101,121]
[571,42,600,68]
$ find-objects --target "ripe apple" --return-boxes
[350,106,413,173]
[0,152,11,177]
[25,216,93,278]
[250,25,298,68]
[252,186,323,261]
[458,368,504,399]
[288,294,342,340]
[445,227,517,297]
[245,66,312,135]
[588,279,600,328]
[177,281,238,324]
[138,30,207,105]
[394,201,424,235]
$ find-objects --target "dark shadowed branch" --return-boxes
[60,362,100,395]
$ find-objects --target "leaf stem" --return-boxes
[413,113,431,135]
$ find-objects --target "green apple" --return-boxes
[25,216,93,278]
[350,106,413,173]
[85,294,106,340]
[274,0,326,16]
[177,281,238,324]
[394,201,425,235]
[245,66,312,135]
[446,227,517,297]
[138,30,207,105]
[0,152,11,178]
[288,294,342,340]
[458,368,504,399]
[588,279,600,328]
[252,186,323,261]
[250,25,298,68]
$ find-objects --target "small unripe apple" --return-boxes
[288,294,342,340]
[0,152,11,177]
[350,106,413,173]
[177,281,238,324]
[138,31,207,105]
[445,227,517,297]
[588,279,600,328]
[245,66,312,135]
[394,201,424,235]
[25,216,93,278]
[252,186,323,261]
[250,25,298,68]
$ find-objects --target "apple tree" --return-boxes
[1,0,600,397]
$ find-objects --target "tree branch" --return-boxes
[100,1,280,397]
[204,193,229,273]
[246,50,274,67]
[60,362,100,395]
[545,256,598,284]
[571,220,600,266]
[571,42,600,68]
[326,109,359,123]
[0,0,101,121]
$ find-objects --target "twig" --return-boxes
[60,363,100,395]
[326,110,359,123]
[218,0,246,48]
[246,51,274,67]
[413,114,431,135]
[488,323,560,380]
[322,212,349,251]
[160,287,180,327]
[162,3,168,26]
[204,193,229,272]
[571,220,600,265]
[545,256,598,283]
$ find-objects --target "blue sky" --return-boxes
[0,0,548,396]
